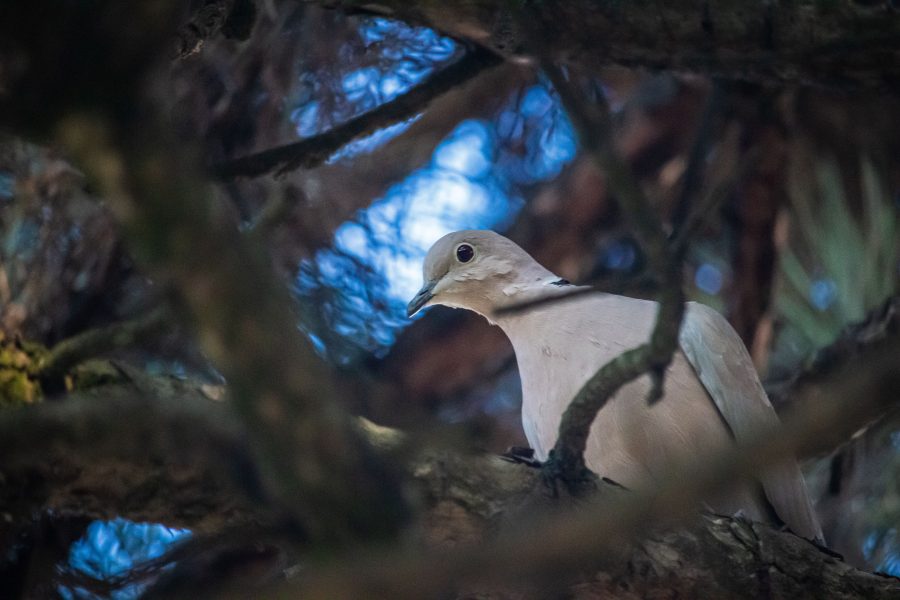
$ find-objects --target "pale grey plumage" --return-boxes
[409,230,823,542]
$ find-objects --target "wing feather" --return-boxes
[679,302,824,543]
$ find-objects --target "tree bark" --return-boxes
[1,362,899,598]
[310,0,900,92]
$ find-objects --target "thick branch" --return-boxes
[3,364,899,599]
[3,306,899,596]
[272,330,900,599]
[7,294,895,531]
[60,113,409,544]
[0,383,260,532]
[311,0,900,92]
[213,47,501,179]
[0,0,409,546]
[176,0,234,59]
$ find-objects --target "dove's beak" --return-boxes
[407,281,435,318]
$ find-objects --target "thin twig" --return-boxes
[669,81,725,237]
[522,33,685,482]
[670,145,761,257]
[213,46,501,179]
[246,183,308,236]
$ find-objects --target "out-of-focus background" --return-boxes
[0,2,898,597]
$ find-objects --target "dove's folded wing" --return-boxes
[679,302,823,543]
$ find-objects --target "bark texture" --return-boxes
[311,0,900,92]
[1,367,899,599]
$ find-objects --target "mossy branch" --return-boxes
[37,306,170,392]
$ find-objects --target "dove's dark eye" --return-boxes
[455,243,475,263]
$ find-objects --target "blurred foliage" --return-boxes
[771,151,899,573]
[772,156,899,378]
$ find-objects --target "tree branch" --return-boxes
[37,306,171,392]
[492,139,758,319]
[212,46,501,179]
[61,113,409,544]
[0,384,260,532]
[0,0,409,547]
[527,43,685,484]
[2,297,898,597]
[309,0,900,92]
[670,81,726,240]
[768,294,900,456]
[3,346,899,599]
[6,296,895,531]
[176,0,257,60]
[265,330,900,598]
[670,145,761,257]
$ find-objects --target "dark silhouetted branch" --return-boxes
[213,47,501,179]
[2,298,898,597]
[5,297,895,532]
[670,145,761,257]
[308,0,900,92]
[4,342,899,599]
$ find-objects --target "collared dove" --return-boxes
[408,230,823,542]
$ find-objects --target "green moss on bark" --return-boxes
[0,333,46,406]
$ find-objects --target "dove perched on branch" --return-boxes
[408,230,823,542]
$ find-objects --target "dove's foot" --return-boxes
[539,449,601,497]
[500,446,543,468]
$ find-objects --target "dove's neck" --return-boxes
[474,266,576,326]
[434,255,567,322]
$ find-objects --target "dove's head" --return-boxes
[407,230,554,318]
